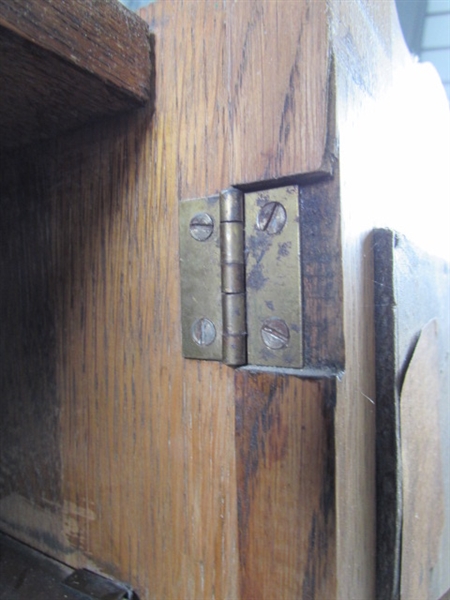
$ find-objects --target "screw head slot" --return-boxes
[189,212,214,241]
[256,201,287,235]
[261,317,290,349]
[192,318,216,346]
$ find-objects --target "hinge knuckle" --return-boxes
[220,188,246,366]
[223,293,246,334]
[220,187,244,222]
[223,334,246,366]
[221,263,245,294]
[220,222,244,264]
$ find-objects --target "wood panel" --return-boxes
[235,372,336,600]
[374,230,450,600]
[0,0,154,148]
[331,1,450,598]
[0,2,332,599]
[1,1,448,599]
[140,0,331,194]
[400,319,446,600]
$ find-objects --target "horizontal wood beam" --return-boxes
[0,0,154,148]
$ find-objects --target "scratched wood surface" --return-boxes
[0,2,332,599]
[0,0,154,148]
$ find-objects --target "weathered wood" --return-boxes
[235,372,336,600]
[374,230,450,600]
[331,1,450,597]
[0,0,154,148]
[300,174,344,371]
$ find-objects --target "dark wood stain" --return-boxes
[236,371,337,600]
[300,174,344,370]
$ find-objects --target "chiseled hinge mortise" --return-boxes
[220,188,246,365]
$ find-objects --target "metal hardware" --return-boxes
[179,194,222,361]
[192,317,216,346]
[245,186,302,367]
[63,569,133,600]
[261,317,290,349]
[179,185,302,368]
[220,188,246,365]
[256,201,287,234]
[189,212,214,241]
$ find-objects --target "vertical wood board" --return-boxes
[235,372,337,600]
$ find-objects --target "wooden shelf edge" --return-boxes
[0,0,155,148]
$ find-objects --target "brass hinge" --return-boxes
[179,185,302,368]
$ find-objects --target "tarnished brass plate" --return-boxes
[179,196,222,360]
[245,186,302,368]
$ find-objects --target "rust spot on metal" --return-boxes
[277,241,292,259]
[247,263,268,291]
[247,232,273,264]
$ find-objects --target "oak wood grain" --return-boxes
[235,372,336,600]
[0,2,332,598]
[1,1,448,599]
[0,0,154,148]
[140,0,331,194]
[300,174,344,370]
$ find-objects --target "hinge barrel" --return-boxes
[220,188,246,366]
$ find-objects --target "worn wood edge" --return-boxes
[334,230,377,600]
[373,228,401,600]
[373,230,450,600]
[300,171,344,371]
[235,54,337,192]
[391,233,450,599]
[0,0,153,100]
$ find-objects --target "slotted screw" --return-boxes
[256,201,287,235]
[192,318,216,346]
[261,317,290,350]
[189,212,214,241]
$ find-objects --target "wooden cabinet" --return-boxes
[0,1,449,599]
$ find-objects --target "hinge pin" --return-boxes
[220,188,246,366]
